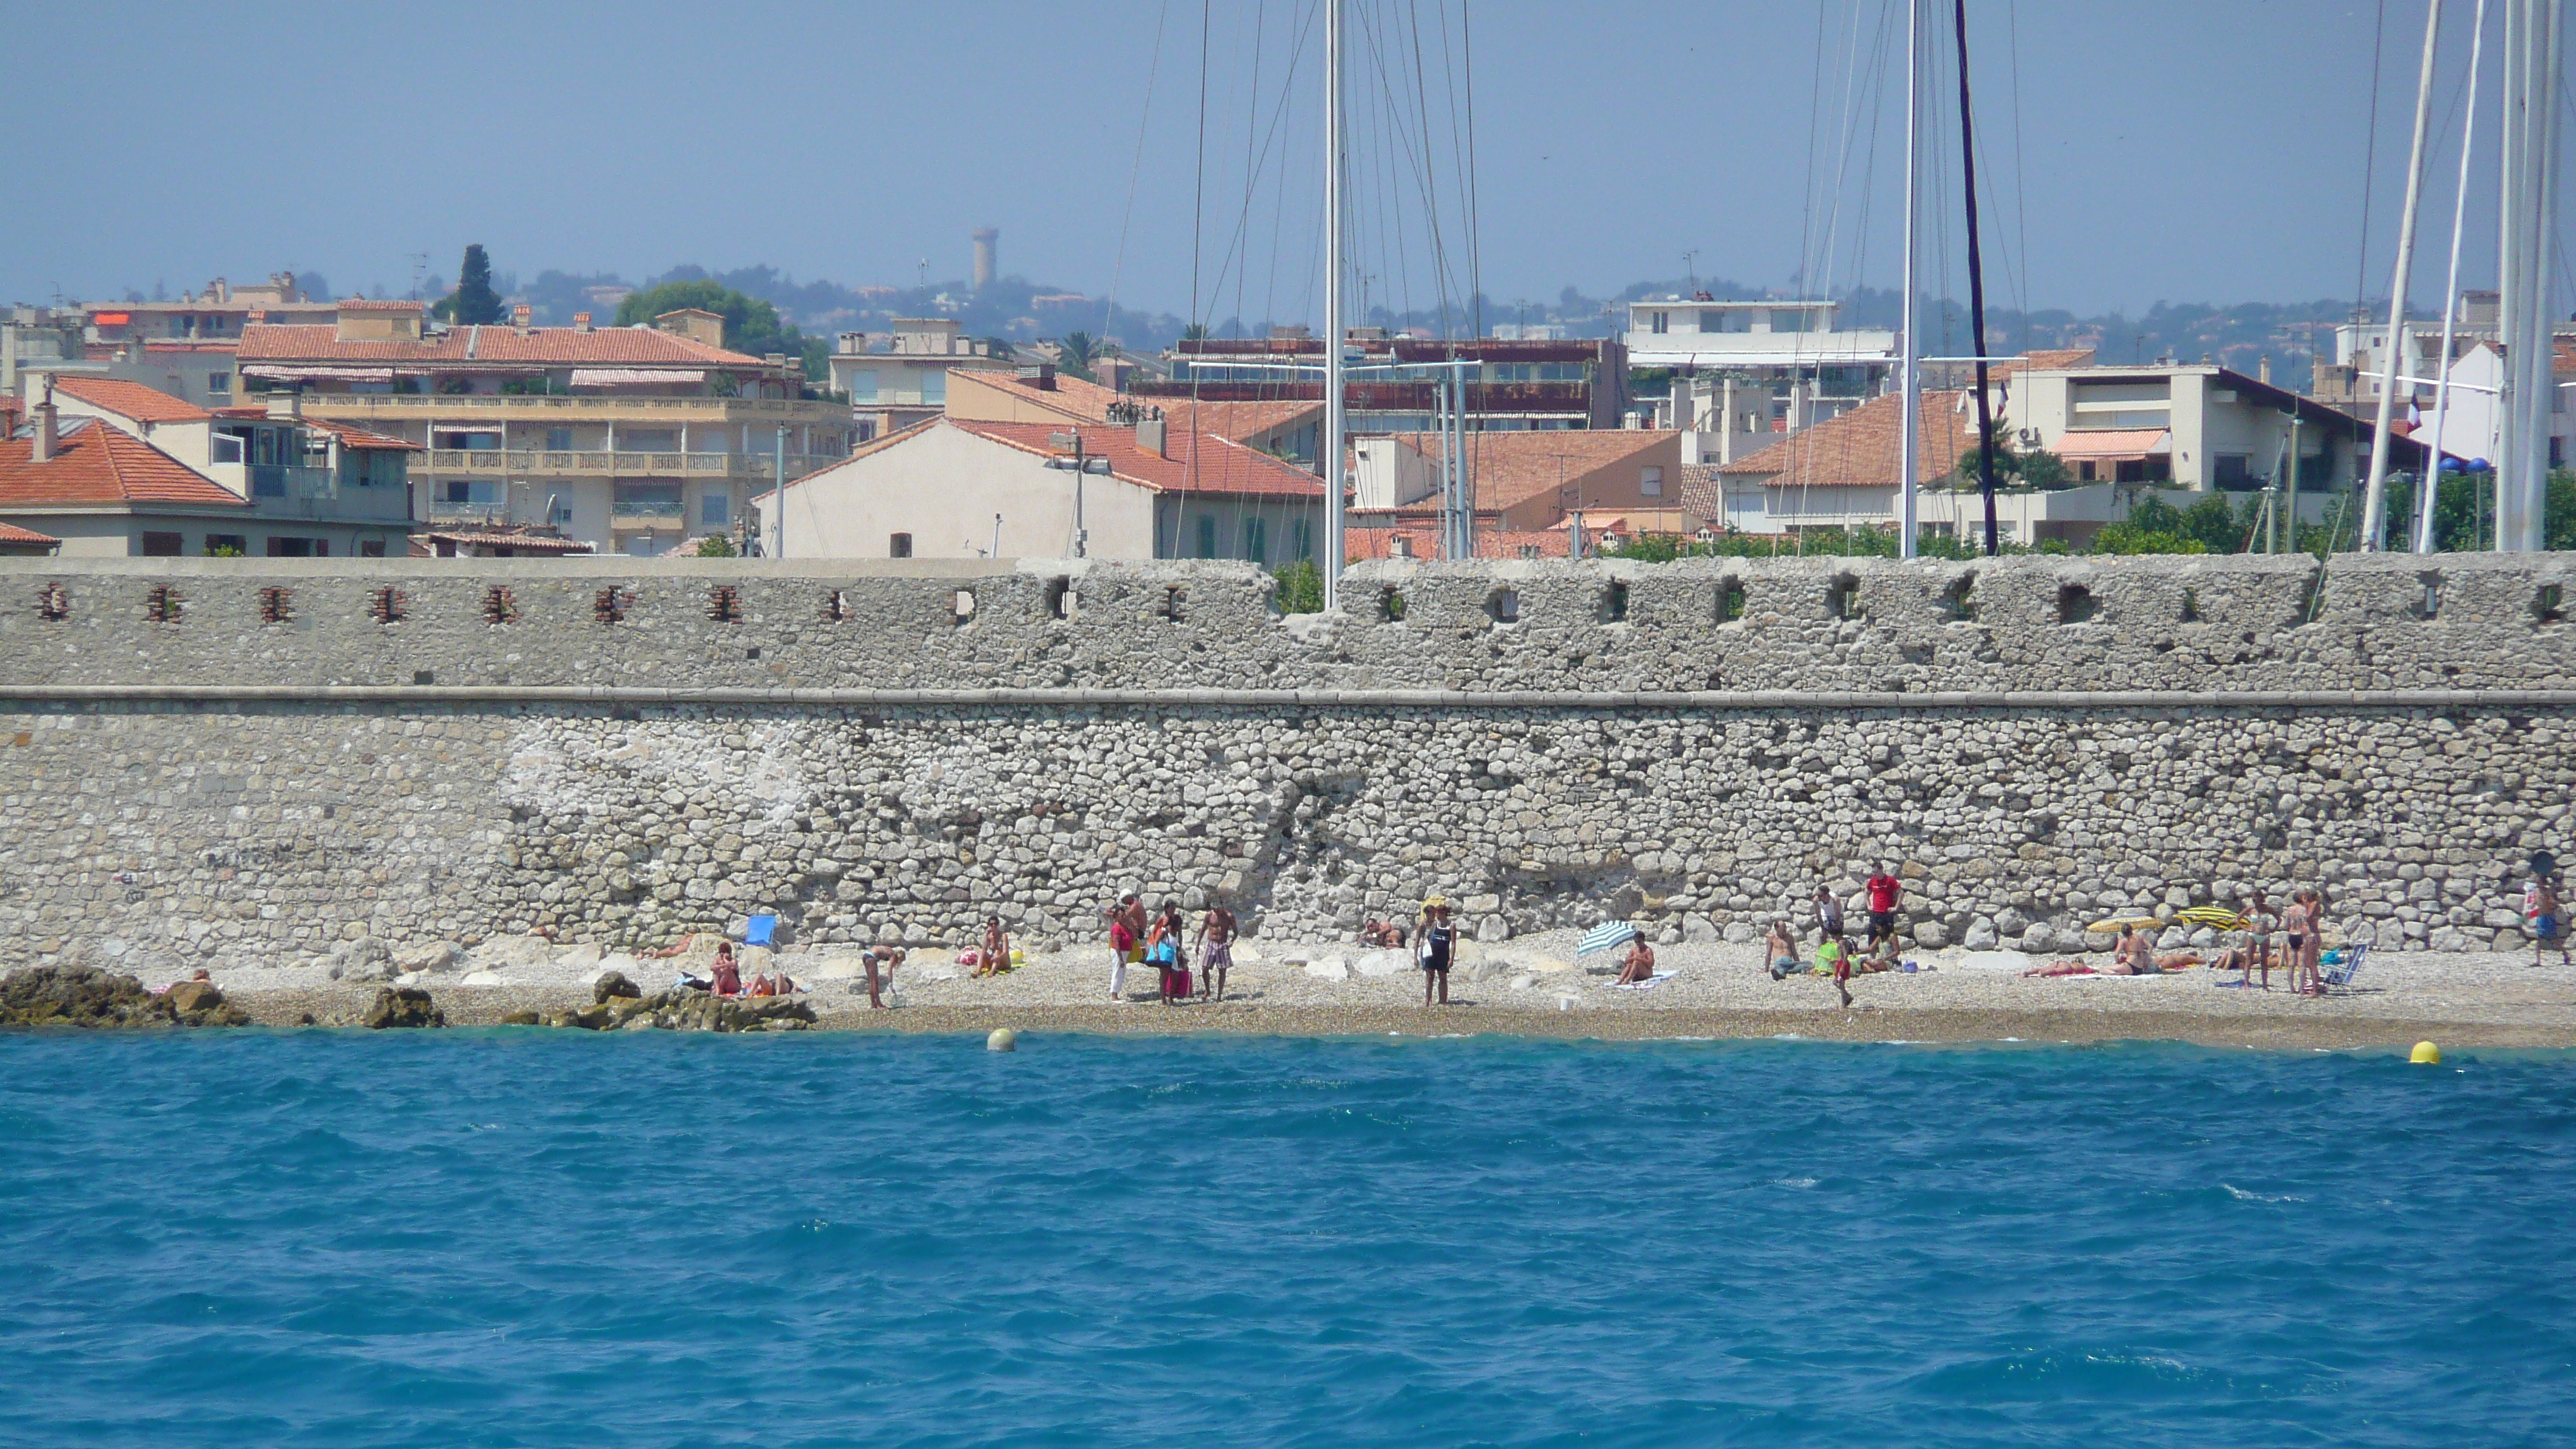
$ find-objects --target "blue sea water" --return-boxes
[1,1032,2571,1448]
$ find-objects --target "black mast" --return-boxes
[1952,0,2001,556]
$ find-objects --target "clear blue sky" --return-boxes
[5,0,2559,320]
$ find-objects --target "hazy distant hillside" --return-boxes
[336,255,2360,380]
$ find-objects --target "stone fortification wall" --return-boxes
[1,554,2571,978]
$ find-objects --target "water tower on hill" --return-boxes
[972,228,998,289]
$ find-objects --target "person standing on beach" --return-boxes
[1147,902,1188,1003]
[860,944,903,1009]
[1418,897,1457,1006]
[1864,865,1903,952]
[1195,904,1237,1002]
[2244,891,2278,991]
[1106,894,1146,1002]
[2279,892,2313,996]
[1813,885,1845,947]
[2526,872,2571,967]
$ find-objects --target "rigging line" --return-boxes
[1233,0,1266,338]
[1451,0,1483,341]
[1406,0,1455,340]
[1210,2,1323,336]
[1360,2,1417,329]
[1101,0,1172,342]
[1793,1,1833,296]
[1263,0,1322,333]
[1184,0,1211,553]
[2355,0,2389,315]
[1803,1,1863,309]
[1954,0,2002,556]
[1372,0,1437,334]
[2006,0,2032,352]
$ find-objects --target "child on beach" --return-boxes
[1418,898,1457,1006]
[1817,935,1852,1008]
[2527,874,2571,967]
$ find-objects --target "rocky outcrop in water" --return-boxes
[507,988,814,1033]
[0,967,250,1029]
[592,971,642,1004]
[361,987,447,1029]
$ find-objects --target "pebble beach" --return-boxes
[106,928,2576,1050]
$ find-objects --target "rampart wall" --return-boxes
[2,553,2571,975]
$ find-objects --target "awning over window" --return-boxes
[570,368,704,387]
[2053,428,2171,461]
[242,365,402,382]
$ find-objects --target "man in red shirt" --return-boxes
[1864,865,1904,952]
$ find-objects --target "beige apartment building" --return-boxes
[238,303,855,556]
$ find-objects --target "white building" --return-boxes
[827,320,1010,443]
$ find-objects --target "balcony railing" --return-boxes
[610,501,690,529]
[423,449,838,478]
[426,500,509,523]
[303,395,838,417]
[248,464,338,501]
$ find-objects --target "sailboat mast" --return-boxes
[2360,0,2444,552]
[1899,0,1922,559]
[2417,0,2488,553]
[2495,0,2562,551]
[1322,0,1347,609]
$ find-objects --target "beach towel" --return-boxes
[1611,971,1677,992]
[744,915,779,947]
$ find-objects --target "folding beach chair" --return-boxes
[2318,941,2367,992]
[743,914,779,948]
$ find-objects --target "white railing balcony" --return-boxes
[426,500,509,523]
[424,449,838,478]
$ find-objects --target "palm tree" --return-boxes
[1055,331,1099,381]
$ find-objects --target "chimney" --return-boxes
[1137,413,1167,458]
[2259,355,2272,385]
[512,303,533,336]
[1019,361,1056,391]
[972,227,998,289]
[574,311,593,333]
[33,394,58,464]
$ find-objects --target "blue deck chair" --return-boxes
[2319,941,2367,992]
[743,914,779,948]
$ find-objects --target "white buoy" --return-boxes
[987,1027,1018,1053]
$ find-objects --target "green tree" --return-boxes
[434,244,505,324]
[615,279,824,379]
[1272,558,1325,615]
[1055,331,1100,382]
[695,533,738,558]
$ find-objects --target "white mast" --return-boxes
[2495,0,2562,552]
[2360,0,2444,553]
[1897,0,1921,558]
[2417,0,2489,553]
[1322,0,1347,610]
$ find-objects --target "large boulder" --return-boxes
[1962,917,2000,951]
[362,987,446,1029]
[1912,920,1950,951]
[392,941,458,974]
[1352,950,1409,978]
[593,970,642,1004]
[0,968,247,1029]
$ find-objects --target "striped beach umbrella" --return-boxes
[1577,921,1639,957]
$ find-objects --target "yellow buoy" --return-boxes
[2409,1040,2441,1065]
[987,1027,1019,1053]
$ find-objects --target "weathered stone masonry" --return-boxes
[2,552,2571,976]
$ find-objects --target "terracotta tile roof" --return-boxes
[238,323,774,370]
[2002,347,2098,373]
[210,408,420,450]
[0,520,60,546]
[961,369,1322,446]
[951,420,1325,498]
[0,420,245,509]
[338,298,430,312]
[1677,463,1725,522]
[1715,390,1968,488]
[49,375,212,424]
[1345,524,1570,562]
[1375,429,1679,512]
